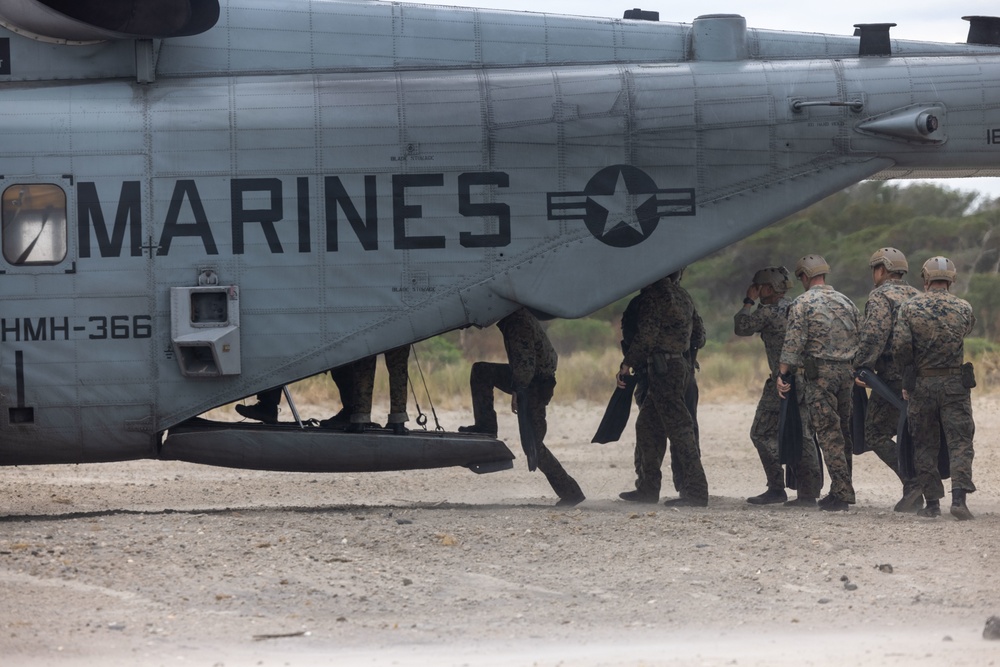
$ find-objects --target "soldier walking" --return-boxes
[621,275,705,502]
[776,255,859,512]
[736,266,822,505]
[853,248,920,510]
[617,271,709,507]
[459,308,586,506]
[893,257,977,520]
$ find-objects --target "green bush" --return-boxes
[964,337,1000,357]
[965,275,1000,339]
[416,335,463,366]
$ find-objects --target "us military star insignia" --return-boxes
[547,165,696,248]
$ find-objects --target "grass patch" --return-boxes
[696,342,769,402]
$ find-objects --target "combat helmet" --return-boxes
[752,266,793,292]
[869,247,908,274]
[920,256,957,284]
[793,254,830,279]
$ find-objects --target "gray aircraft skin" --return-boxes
[0,0,998,472]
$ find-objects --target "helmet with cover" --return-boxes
[794,254,830,279]
[869,247,908,274]
[752,266,793,292]
[920,256,957,284]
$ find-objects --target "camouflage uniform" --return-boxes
[736,297,821,497]
[621,295,648,482]
[780,285,860,504]
[468,309,584,501]
[892,290,976,501]
[349,345,411,426]
[678,306,706,491]
[853,278,919,483]
[623,277,709,503]
[623,296,703,495]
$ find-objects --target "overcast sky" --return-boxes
[406,0,1000,202]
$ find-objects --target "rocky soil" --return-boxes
[1,396,998,666]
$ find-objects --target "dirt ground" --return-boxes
[1,394,998,667]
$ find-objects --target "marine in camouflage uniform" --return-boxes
[777,255,859,512]
[621,289,704,500]
[892,256,976,520]
[676,303,706,494]
[460,308,585,506]
[736,266,822,505]
[618,273,709,506]
[348,344,411,434]
[852,248,920,509]
[620,294,649,487]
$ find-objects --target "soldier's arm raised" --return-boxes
[734,284,763,336]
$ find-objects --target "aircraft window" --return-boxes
[2,184,68,266]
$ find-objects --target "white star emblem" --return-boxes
[587,171,650,236]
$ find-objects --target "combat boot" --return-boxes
[950,489,974,521]
[817,494,837,508]
[894,484,924,513]
[550,473,585,508]
[917,499,941,518]
[235,402,279,424]
[458,424,498,437]
[319,408,350,429]
[818,498,849,512]
[555,491,586,507]
[619,489,659,503]
[746,489,787,505]
[783,496,816,508]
